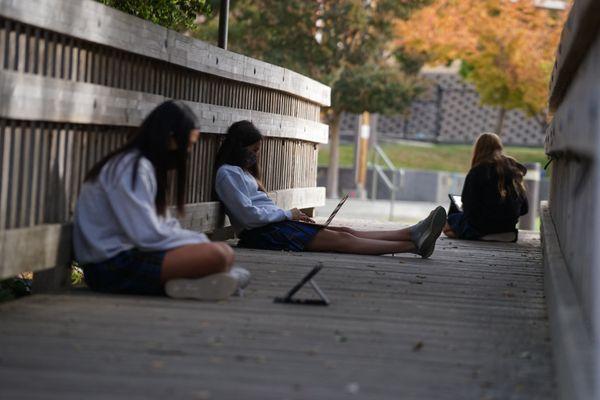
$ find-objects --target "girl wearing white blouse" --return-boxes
[214,121,446,258]
[73,101,248,300]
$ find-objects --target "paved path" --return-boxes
[0,219,554,400]
[316,199,442,224]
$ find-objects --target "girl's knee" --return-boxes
[331,226,356,235]
[341,227,357,236]
[332,231,356,243]
[212,242,235,271]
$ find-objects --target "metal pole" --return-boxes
[519,162,541,230]
[218,0,230,50]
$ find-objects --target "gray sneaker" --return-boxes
[410,206,447,258]
[165,266,251,301]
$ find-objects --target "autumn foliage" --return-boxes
[396,0,569,118]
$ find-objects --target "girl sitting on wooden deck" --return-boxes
[73,101,249,301]
[443,132,529,241]
[214,120,447,258]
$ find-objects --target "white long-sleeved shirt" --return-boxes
[215,164,292,233]
[73,151,208,264]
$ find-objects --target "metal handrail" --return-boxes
[369,145,405,220]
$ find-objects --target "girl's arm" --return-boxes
[103,159,208,250]
[215,168,292,229]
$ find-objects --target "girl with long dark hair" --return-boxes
[214,120,447,257]
[73,101,249,300]
[443,132,529,240]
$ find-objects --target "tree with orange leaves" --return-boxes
[396,0,569,132]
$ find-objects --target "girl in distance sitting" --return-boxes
[444,132,529,240]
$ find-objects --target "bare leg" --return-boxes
[326,226,412,242]
[305,229,415,255]
[443,223,457,238]
[160,242,235,284]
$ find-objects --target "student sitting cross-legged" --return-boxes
[73,101,249,301]
[443,132,529,241]
[214,120,447,258]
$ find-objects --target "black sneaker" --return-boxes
[410,206,447,258]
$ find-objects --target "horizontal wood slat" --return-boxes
[0,187,325,279]
[178,187,326,233]
[540,203,594,400]
[545,34,600,158]
[0,0,330,106]
[0,70,329,144]
[548,0,600,111]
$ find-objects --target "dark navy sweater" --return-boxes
[461,163,529,234]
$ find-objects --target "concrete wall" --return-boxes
[339,68,547,147]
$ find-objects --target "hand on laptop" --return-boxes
[290,208,315,223]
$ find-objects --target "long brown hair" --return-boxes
[471,132,526,199]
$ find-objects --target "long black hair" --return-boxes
[215,120,263,182]
[85,100,198,216]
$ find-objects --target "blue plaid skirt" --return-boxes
[83,248,166,295]
[447,211,482,240]
[238,220,322,251]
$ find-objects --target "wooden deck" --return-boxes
[0,219,554,400]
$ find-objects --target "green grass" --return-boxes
[318,142,548,173]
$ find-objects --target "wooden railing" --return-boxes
[0,0,330,286]
[542,0,600,398]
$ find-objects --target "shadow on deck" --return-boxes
[0,219,554,400]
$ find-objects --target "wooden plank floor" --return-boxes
[0,219,554,400]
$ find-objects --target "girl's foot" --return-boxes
[410,206,447,258]
[165,266,251,301]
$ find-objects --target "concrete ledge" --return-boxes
[540,201,594,399]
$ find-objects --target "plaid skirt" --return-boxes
[238,220,322,251]
[83,248,166,295]
[447,211,482,240]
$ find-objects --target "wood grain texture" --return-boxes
[540,202,593,400]
[176,187,325,232]
[0,187,324,279]
[0,220,554,399]
[0,70,329,144]
[0,0,330,106]
[0,223,71,279]
[545,34,600,158]
[548,0,600,111]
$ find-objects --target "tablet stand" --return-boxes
[273,263,330,306]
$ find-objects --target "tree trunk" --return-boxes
[495,107,506,135]
[326,113,341,199]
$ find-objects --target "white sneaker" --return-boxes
[230,266,251,289]
[165,273,238,301]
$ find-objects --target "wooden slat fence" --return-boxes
[543,0,600,398]
[0,0,330,283]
